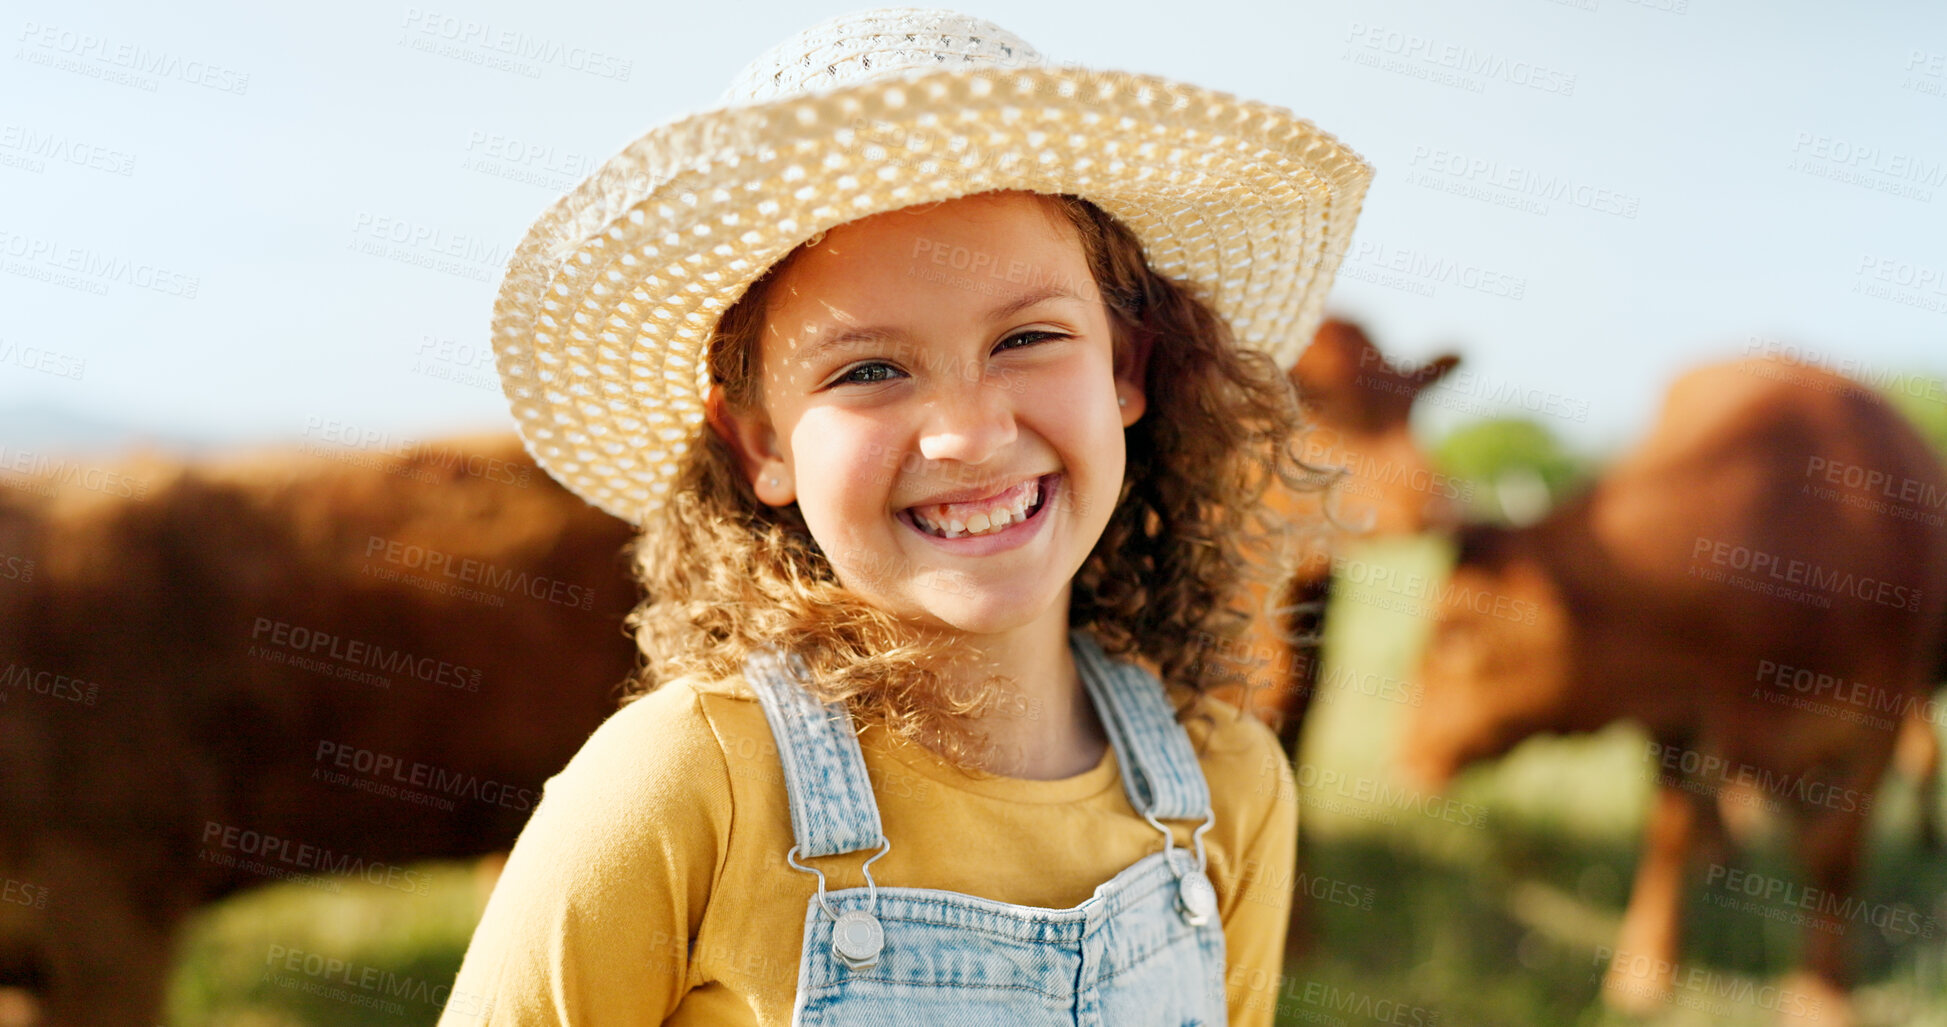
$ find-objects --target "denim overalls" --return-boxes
[742,628,1229,1026]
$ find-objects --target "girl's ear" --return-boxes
[704,385,795,506]
[1114,326,1154,427]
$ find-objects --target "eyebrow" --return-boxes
[792,285,1087,367]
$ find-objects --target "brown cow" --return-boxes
[0,432,639,1025]
[1400,356,1947,1025]
[1208,318,1463,758]
[1198,319,1464,961]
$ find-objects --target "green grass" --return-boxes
[166,536,1947,1025]
[167,861,485,1026]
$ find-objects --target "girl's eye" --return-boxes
[999,330,1065,351]
[835,361,901,386]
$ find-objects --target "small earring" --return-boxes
[768,476,780,487]
[1117,396,1127,408]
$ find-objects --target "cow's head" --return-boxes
[1290,319,1463,537]
[1399,522,1573,788]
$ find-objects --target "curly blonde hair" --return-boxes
[619,191,1335,773]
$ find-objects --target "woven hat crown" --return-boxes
[720,9,1047,105]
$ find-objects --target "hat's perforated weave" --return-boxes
[491,8,1372,526]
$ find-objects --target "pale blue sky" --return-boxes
[3,0,1942,459]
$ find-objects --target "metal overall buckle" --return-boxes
[787,837,893,971]
[1145,807,1218,927]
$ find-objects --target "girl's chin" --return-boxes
[885,589,1065,638]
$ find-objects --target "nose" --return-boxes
[916,375,1017,466]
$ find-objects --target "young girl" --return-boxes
[441,8,1370,1026]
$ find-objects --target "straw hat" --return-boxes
[489,6,1372,526]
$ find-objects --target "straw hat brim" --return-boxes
[490,63,1372,526]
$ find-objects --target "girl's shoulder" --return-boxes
[1173,688,1287,768]
[1170,688,1296,828]
[543,672,763,811]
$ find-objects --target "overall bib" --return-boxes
[743,628,1229,1027]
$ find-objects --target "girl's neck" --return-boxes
[920,598,1108,781]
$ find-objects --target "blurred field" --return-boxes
[1281,537,1947,1027]
[163,538,1947,1027]
[166,861,483,1026]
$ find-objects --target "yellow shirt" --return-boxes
[440,667,1298,1026]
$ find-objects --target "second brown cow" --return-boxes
[1208,319,1464,758]
[1401,356,1947,1025]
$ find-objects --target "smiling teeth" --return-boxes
[909,479,1041,539]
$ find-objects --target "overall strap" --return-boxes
[1070,628,1212,820]
[742,647,887,858]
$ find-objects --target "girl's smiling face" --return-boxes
[708,191,1148,637]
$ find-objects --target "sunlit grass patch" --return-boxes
[167,859,488,1027]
